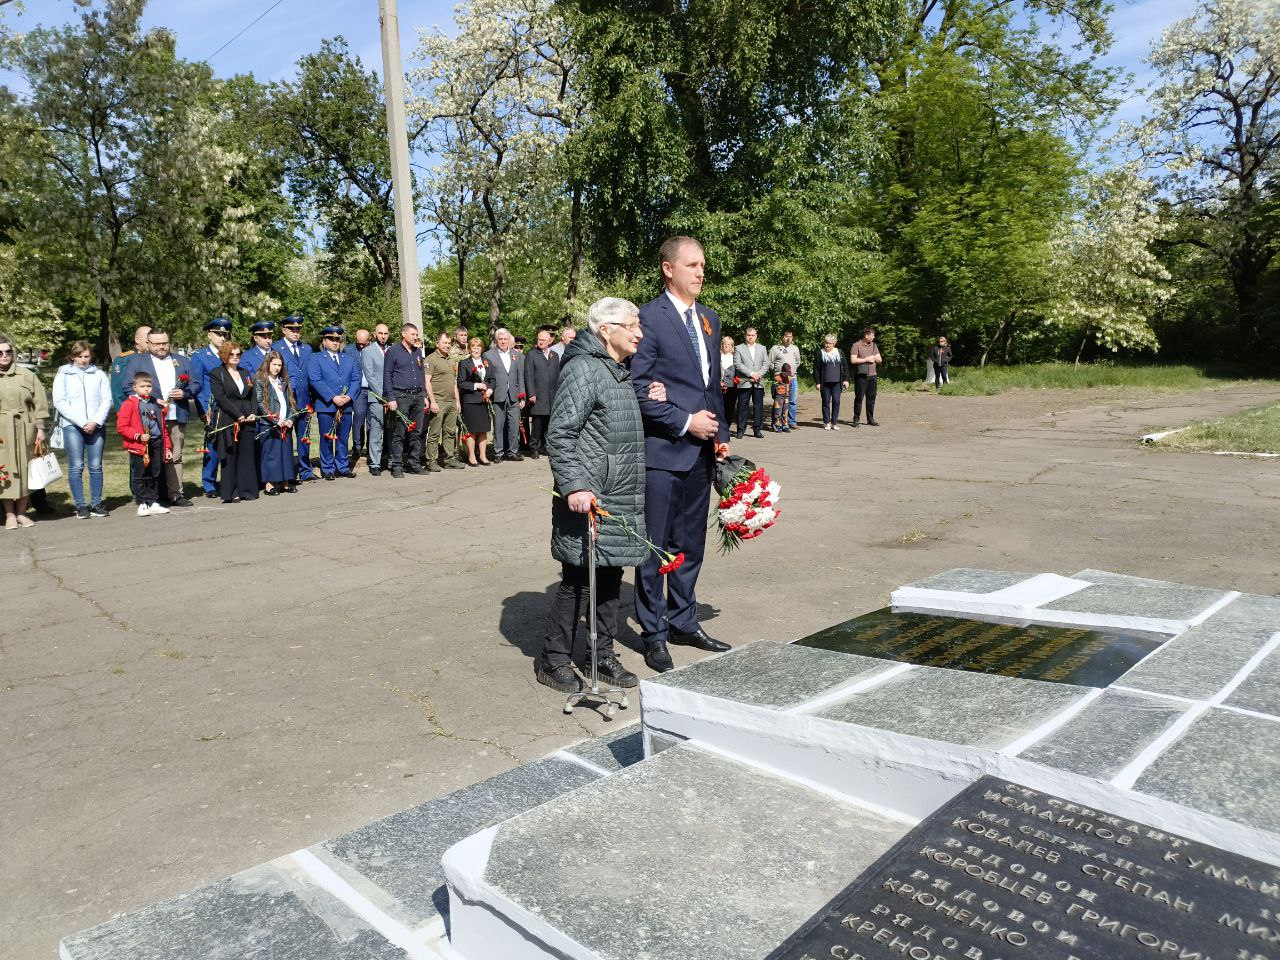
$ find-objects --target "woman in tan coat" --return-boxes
[0,335,50,528]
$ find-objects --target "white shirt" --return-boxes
[665,290,710,387]
[153,356,178,420]
[720,351,735,373]
[270,378,286,416]
[499,350,511,373]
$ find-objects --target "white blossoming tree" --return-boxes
[1045,165,1172,363]
[1133,0,1279,346]
[412,0,581,333]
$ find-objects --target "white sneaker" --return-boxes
[824,423,832,430]
[832,424,841,431]
[137,504,151,517]
[149,503,170,515]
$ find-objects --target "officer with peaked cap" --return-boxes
[307,325,361,479]
[273,315,316,482]
[240,319,276,378]
[190,317,232,498]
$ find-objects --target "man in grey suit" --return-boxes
[360,323,391,474]
[733,326,768,438]
[483,327,526,462]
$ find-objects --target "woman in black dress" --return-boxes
[456,336,493,466]
[210,341,260,502]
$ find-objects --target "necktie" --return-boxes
[332,352,338,366]
[683,308,700,358]
[291,345,298,360]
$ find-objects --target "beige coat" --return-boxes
[0,363,50,499]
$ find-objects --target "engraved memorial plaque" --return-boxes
[797,608,1161,687]
[769,777,1280,960]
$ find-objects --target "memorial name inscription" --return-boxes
[769,777,1280,960]
[797,609,1161,687]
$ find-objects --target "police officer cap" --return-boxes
[204,316,232,332]
[282,315,304,329]
[250,320,276,334]
[320,324,345,337]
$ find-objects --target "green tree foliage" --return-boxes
[3,0,262,355]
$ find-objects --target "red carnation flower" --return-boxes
[733,376,741,385]
[658,552,686,575]
[407,421,417,431]
[517,392,526,400]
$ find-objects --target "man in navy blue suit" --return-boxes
[273,316,316,482]
[307,325,362,480]
[239,320,276,377]
[631,236,734,673]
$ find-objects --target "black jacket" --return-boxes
[814,348,850,384]
[524,347,560,415]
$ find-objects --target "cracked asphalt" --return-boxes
[4,381,1279,959]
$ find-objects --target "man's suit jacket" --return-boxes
[733,342,768,390]
[122,352,196,423]
[273,338,314,406]
[307,349,362,414]
[361,343,388,399]
[240,343,271,378]
[482,348,524,404]
[632,292,728,473]
[342,343,371,389]
[189,344,223,418]
[524,348,559,415]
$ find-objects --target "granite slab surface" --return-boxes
[1017,689,1187,780]
[61,858,407,960]
[1117,594,1280,701]
[565,723,645,772]
[1036,582,1228,621]
[814,666,1086,748]
[482,745,907,960]
[905,568,1033,593]
[316,756,600,928]
[1134,708,1280,834]
[645,640,893,709]
[1071,569,1176,588]
[1223,642,1280,716]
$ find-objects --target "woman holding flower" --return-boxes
[209,341,259,503]
[254,351,298,495]
[456,336,493,466]
[536,297,667,695]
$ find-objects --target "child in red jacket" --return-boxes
[116,371,173,516]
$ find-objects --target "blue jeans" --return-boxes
[788,376,798,427]
[63,424,105,507]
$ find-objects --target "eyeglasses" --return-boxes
[0,348,13,356]
[229,352,242,358]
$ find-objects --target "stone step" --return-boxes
[440,742,913,960]
[60,729,647,960]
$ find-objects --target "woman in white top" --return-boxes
[52,341,112,518]
[719,335,738,433]
[254,351,298,495]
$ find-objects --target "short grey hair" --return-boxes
[823,333,837,346]
[494,327,512,341]
[586,297,639,336]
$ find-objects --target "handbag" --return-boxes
[27,442,63,490]
[49,420,65,450]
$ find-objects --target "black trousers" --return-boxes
[220,431,259,502]
[388,390,425,469]
[130,439,163,505]
[853,374,877,422]
[529,414,550,454]
[723,387,738,430]
[933,363,949,386]
[736,386,763,435]
[541,563,623,668]
[636,456,712,642]
[820,382,843,424]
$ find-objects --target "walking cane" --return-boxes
[564,509,629,718]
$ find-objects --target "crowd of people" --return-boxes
[0,313,910,527]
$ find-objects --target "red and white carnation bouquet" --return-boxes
[713,457,780,553]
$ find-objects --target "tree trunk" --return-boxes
[456,248,468,326]
[97,296,113,361]
[564,183,583,323]
[978,314,1009,369]
[1074,332,1089,367]
[488,254,505,342]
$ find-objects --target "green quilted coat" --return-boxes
[548,330,649,568]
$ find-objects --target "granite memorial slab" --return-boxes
[1133,708,1280,834]
[1017,689,1188,780]
[1072,569,1176,588]
[312,756,600,929]
[768,777,1280,960]
[61,858,408,960]
[906,568,1035,593]
[470,744,909,960]
[798,608,1161,687]
[645,639,896,709]
[1037,582,1230,621]
[1223,643,1280,716]
[814,667,1087,748]
[564,723,645,772]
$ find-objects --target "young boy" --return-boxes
[116,371,173,516]
[772,363,792,432]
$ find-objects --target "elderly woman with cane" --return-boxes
[536,298,667,697]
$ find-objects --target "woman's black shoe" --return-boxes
[264,488,278,496]
[535,662,582,693]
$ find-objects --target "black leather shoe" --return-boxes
[753,432,764,438]
[596,655,639,688]
[535,662,582,693]
[505,454,523,462]
[369,467,381,476]
[204,491,219,499]
[171,496,194,507]
[867,418,880,426]
[669,627,731,652]
[264,488,279,496]
[323,473,335,481]
[529,451,540,460]
[341,470,357,478]
[644,641,675,673]
[734,432,744,440]
[391,469,404,478]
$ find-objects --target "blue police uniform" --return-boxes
[307,326,362,478]
[189,317,233,496]
[273,317,315,481]
[240,320,276,378]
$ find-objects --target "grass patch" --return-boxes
[878,363,1242,396]
[155,649,187,660]
[1156,403,1280,455]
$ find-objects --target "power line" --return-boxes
[203,0,287,64]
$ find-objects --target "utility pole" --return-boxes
[378,0,423,333]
